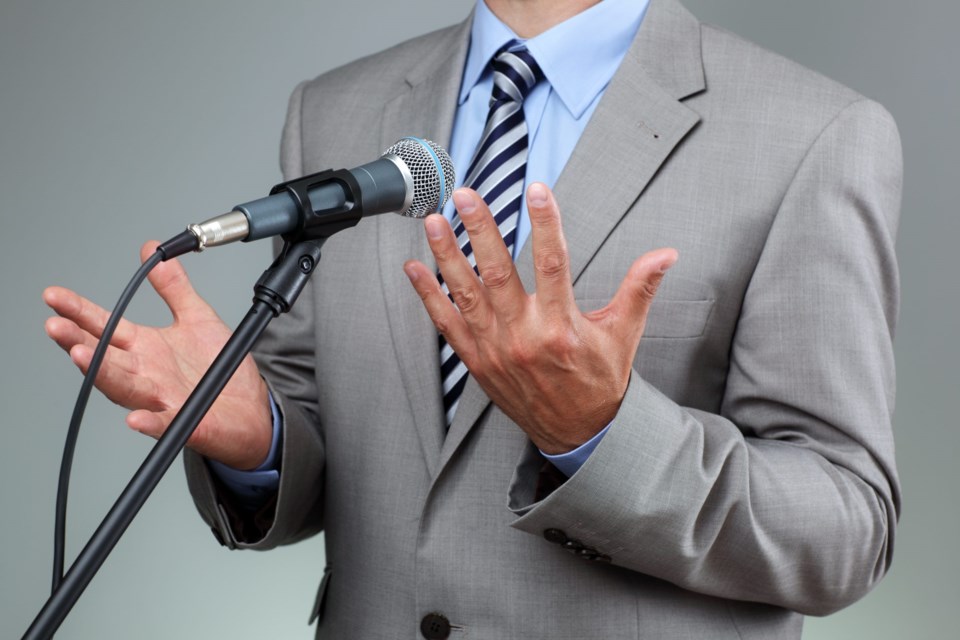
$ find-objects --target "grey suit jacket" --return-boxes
[186,0,902,637]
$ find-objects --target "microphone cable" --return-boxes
[46,136,453,594]
[50,232,195,594]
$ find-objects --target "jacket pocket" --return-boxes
[576,298,715,339]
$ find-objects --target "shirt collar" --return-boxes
[459,0,651,119]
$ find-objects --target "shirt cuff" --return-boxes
[206,391,282,505]
[540,422,613,478]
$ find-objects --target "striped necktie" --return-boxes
[439,43,543,428]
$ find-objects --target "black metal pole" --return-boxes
[24,238,325,639]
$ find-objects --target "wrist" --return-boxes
[212,381,275,471]
[240,381,277,470]
[530,398,622,456]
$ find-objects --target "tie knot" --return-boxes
[490,44,543,105]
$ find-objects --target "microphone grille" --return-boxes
[384,137,455,218]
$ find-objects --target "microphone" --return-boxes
[159,137,454,258]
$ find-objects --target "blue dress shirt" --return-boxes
[213,0,651,496]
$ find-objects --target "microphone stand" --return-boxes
[24,236,328,639]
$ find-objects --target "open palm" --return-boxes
[44,241,272,470]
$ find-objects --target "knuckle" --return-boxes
[433,315,451,336]
[543,324,577,356]
[76,298,94,322]
[432,245,456,265]
[463,215,491,237]
[468,350,493,379]
[450,286,480,313]
[639,276,663,302]
[506,341,532,367]
[534,250,569,280]
[415,284,437,303]
[479,265,514,290]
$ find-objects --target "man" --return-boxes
[44,0,902,637]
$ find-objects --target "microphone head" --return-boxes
[383,137,455,218]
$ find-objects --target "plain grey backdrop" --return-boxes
[1,0,954,637]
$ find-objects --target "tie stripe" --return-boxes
[439,43,542,427]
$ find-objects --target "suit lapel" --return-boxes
[438,0,705,472]
[377,18,471,480]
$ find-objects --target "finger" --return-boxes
[423,214,495,335]
[45,315,100,354]
[604,248,679,341]
[46,314,143,388]
[65,336,140,375]
[126,409,167,439]
[140,241,211,324]
[69,342,165,411]
[403,259,478,366]
[527,183,575,315]
[43,286,138,349]
[128,408,227,459]
[452,189,527,323]
[44,314,137,374]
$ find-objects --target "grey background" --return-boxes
[0,0,954,637]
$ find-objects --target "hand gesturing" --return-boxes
[44,241,272,470]
[403,183,677,454]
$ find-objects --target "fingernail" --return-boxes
[425,217,445,240]
[453,189,475,214]
[528,183,549,206]
[659,253,678,273]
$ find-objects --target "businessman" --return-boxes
[44,0,902,637]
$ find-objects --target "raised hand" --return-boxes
[44,241,273,470]
[403,183,677,454]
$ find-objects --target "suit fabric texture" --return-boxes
[185,0,903,637]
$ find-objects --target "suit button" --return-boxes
[543,528,568,544]
[577,548,599,560]
[562,540,584,552]
[421,613,451,639]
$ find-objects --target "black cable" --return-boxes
[51,249,164,594]
[26,236,315,640]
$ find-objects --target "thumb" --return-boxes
[606,248,678,339]
[140,240,210,323]
[126,409,166,440]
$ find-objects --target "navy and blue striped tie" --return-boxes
[440,44,543,427]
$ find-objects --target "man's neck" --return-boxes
[484,0,603,38]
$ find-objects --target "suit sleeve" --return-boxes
[506,98,903,616]
[184,79,328,550]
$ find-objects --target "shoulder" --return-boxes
[694,22,898,151]
[278,19,467,173]
[295,22,465,114]
[701,23,860,107]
